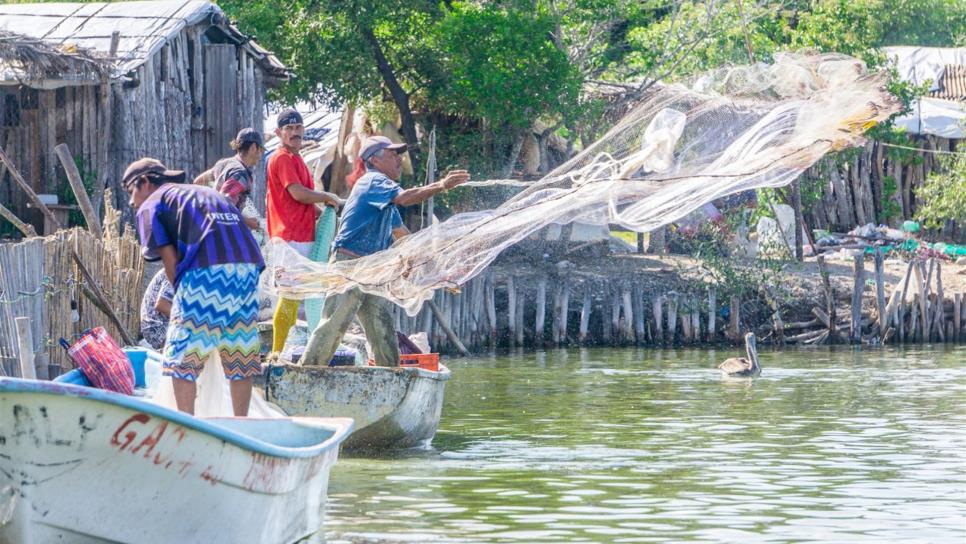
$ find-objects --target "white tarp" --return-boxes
[883,46,966,138]
[893,97,965,139]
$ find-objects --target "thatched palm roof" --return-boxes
[0,29,107,84]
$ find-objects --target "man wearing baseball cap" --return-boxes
[193,127,265,231]
[266,107,344,352]
[301,135,470,367]
[125,157,264,417]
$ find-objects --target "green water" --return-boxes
[324,347,966,543]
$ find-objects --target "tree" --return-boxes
[917,151,966,233]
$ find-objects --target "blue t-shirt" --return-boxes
[332,171,403,257]
[136,183,264,287]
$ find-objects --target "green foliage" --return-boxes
[434,3,580,129]
[917,151,966,230]
[675,219,787,301]
[58,156,97,228]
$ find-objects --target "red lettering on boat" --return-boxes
[130,421,168,458]
[110,413,150,451]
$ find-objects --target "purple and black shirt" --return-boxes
[135,183,264,287]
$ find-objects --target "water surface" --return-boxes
[324,346,966,543]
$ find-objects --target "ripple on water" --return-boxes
[325,347,966,543]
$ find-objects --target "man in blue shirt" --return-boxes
[301,136,469,366]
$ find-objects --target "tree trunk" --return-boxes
[363,27,421,176]
[503,128,526,178]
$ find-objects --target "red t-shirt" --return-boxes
[267,147,316,242]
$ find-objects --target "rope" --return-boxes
[878,141,965,156]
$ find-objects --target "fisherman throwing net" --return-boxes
[266,53,900,358]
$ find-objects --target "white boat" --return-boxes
[0,377,352,544]
[264,363,451,451]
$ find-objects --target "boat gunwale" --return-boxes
[0,377,353,459]
[268,363,452,383]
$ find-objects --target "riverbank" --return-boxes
[394,250,966,354]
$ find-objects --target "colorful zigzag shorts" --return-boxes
[162,263,261,381]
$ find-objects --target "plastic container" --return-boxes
[399,353,440,372]
[53,368,93,387]
[123,348,148,388]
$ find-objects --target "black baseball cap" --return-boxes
[122,158,185,187]
[236,127,264,147]
[276,108,303,129]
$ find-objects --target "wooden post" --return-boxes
[551,281,563,345]
[898,260,915,344]
[558,279,570,345]
[535,275,547,345]
[108,31,120,57]
[883,289,901,343]
[421,300,433,337]
[652,295,664,344]
[579,289,592,344]
[817,255,836,343]
[667,293,678,344]
[485,274,497,347]
[690,295,700,343]
[913,260,928,342]
[680,304,691,342]
[515,288,525,347]
[873,248,887,333]
[428,299,468,355]
[506,276,516,342]
[933,260,945,342]
[954,293,961,343]
[54,143,102,238]
[15,317,36,380]
[632,283,645,345]
[790,180,804,261]
[909,293,922,342]
[621,287,634,344]
[636,232,644,254]
[728,295,740,342]
[0,200,35,237]
[850,255,865,344]
[923,259,934,342]
[707,288,717,342]
[611,291,621,345]
[601,292,612,344]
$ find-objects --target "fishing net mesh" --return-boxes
[266,53,900,315]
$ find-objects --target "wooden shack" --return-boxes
[0,0,288,235]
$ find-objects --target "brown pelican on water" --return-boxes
[718,332,761,377]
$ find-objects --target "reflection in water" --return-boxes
[324,346,966,543]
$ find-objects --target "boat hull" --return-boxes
[265,364,451,451]
[0,379,351,544]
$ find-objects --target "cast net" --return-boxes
[266,52,900,315]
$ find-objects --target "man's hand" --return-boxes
[243,216,260,231]
[322,192,345,209]
[441,170,470,190]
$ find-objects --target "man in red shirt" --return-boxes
[267,108,342,352]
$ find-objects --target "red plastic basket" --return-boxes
[399,353,439,372]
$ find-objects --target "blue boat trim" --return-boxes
[0,378,353,459]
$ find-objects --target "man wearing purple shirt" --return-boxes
[125,158,264,416]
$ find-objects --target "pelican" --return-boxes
[719,332,761,377]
